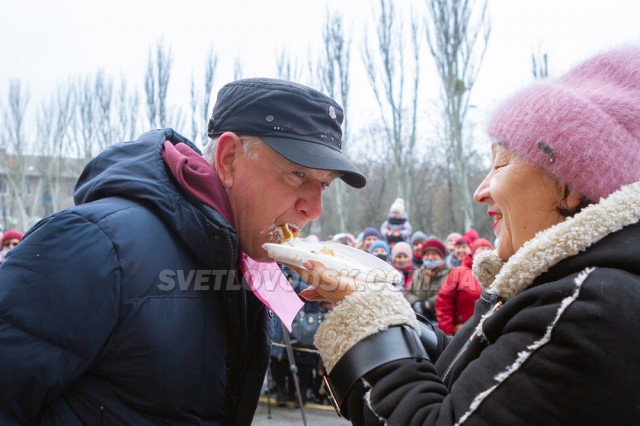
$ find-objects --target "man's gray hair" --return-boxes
[203,135,263,165]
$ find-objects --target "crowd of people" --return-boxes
[266,198,494,408]
[334,197,494,334]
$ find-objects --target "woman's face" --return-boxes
[393,253,412,269]
[363,235,378,251]
[473,145,571,261]
[454,243,471,261]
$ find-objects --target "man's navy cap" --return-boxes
[207,78,366,188]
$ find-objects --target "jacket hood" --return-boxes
[74,128,237,267]
[473,181,640,301]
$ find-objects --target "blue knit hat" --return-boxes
[369,239,390,255]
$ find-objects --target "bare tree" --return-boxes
[277,49,304,82]
[314,10,353,232]
[114,80,139,141]
[69,72,117,162]
[36,83,75,214]
[233,58,244,81]
[93,71,115,152]
[145,40,173,128]
[70,74,98,162]
[362,0,422,214]
[189,77,198,144]
[532,50,549,79]
[0,80,33,230]
[190,50,218,147]
[424,0,491,230]
[202,51,217,145]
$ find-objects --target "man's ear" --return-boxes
[215,132,242,190]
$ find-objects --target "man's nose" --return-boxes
[295,185,323,220]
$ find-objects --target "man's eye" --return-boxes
[292,171,306,179]
[321,181,331,190]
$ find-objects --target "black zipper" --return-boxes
[222,231,240,426]
[442,334,475,383]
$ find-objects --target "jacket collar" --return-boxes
[473,181,640,301]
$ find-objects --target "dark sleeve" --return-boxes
[337,269,638,425]
[0,212,120,424]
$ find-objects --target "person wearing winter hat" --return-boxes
[470,237,493,255]
[298,47,640,424]
[380,197,413,243]
[361,227,382,252]
[463,229,479,244]
[444,232,462,267]
[410,231,429,268]
[400,239,450,324]
[436,238,493,336]
[452,236,472,266]
[0,79,367,425]
[0,230,23,266]
[368,239,391,263]
[390,242,415,290]
[383,231,404,252]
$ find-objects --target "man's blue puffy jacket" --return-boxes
[0,129,271,425]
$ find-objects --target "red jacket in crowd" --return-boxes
[435,254,481,335]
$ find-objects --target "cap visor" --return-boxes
[261,136,366,188]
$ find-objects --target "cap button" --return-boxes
[265,115,274,122]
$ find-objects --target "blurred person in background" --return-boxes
[369,239,391,263]
[390,241,416,290]
[452,237,472,266]
[0,230,23,266]
[405,238,451,324]
[444,232,462,267]
[409,231,429,268]
[380,198,412,242]
[436,238,493,335]
[361,227,382,252]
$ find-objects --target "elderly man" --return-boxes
[0,78,365,425]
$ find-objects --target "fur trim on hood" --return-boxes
[473,181,640,301]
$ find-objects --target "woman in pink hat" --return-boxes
[301,47,640,424]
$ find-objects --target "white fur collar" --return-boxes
[473,181,640,301]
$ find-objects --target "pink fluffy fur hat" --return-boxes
[488,46,640,201]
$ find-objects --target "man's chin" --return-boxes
[244,246,274,263]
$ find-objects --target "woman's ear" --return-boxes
[557,184,584,212]
[564,189,584,211]
[214,132,242,190]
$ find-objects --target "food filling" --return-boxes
[278,224,300,242]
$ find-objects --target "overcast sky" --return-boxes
[2,0,639,143]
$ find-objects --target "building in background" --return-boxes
[0,149,80,232]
